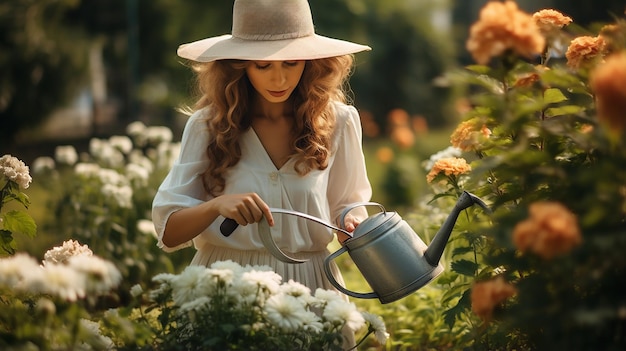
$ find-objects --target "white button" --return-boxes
[269,172,279,181]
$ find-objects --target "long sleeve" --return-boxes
[327,104,372,226]
[152,110,211,252]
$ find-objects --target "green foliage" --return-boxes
[416,11,626,351]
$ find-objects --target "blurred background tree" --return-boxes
[1,0,623,159]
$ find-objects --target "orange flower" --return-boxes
[599,22,626,54]
[532,9,573,33]
[471,276,517,321]
[450,119,492,152]
[466,1,545,65]
[514,72,540,88]
[376,147,394,164]
[589,51,626,133]
[390,126,415,150]
[512,201,582,260]
[426,157,472,183]
[360,110,380,138]
[565,36,607,69]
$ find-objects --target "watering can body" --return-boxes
[323,211,444,304]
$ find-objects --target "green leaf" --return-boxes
[545,105,585,117]
[451,259,479,277]
[543,88,568,104]
[0,229,16,255]
[1,210,37,238]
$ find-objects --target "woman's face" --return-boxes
[245,60,306,103]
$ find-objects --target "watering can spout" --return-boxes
[424,191,490,266]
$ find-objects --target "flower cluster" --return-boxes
[0,241,122,350]
[1,154,32,190]
[129,260,388,350]
[1,240,121,301]
[466,0,545,65]
[449,118,492,152]
[512,201,582,260]
[426,156,472,183]
[589,51,626,133]
[470,276,517,321]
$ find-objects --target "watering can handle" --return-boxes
[324,246,379,299]
[338,202,386,229]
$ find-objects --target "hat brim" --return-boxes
[177,34,371,62]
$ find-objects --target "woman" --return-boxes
[152,0,372,297]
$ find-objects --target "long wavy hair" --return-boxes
[187,55,355,196]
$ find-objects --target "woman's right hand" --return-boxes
[212,192,274,227]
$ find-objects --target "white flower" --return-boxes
[279,279,316,305]
[90,138,125,168]
[130,284,144,297]
[241,269,282,295]
[43,239,93,265]
[264,294,309,332]
[149,273,176,301]
[80,318,115,350]
[0,154,32,189]
[101,183,133,208]
[31,263,86,301]
[313,288,345,306]
[74,162,101,178]
[68,255,122,294]
[31,156,56,174]
[171,265,215,305]
[145,126,173,145]
[54,145,79,166]
[108,135,133,154]
[126,121,147,143]
[156,141,181,169]
[125,163,150,186]
[179,296,211,314]
[210,260,245,275]
[0,253,41,287]
[322,299,366,331]
[362,312,389,344]
[137,219,158,239]
[128,151,154,173]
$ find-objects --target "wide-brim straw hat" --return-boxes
[177,0,371,62]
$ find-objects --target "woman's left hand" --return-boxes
[337,214,360,245]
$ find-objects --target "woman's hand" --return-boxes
[337,214,360,244]
[213,192,274,227]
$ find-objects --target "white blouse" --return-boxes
[152,102,372,254]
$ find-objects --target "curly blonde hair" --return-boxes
[188,55,355,196]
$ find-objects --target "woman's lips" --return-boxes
[269,90,288,97]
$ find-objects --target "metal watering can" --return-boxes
[220,191,490,304]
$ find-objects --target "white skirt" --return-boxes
[190,244,348,294]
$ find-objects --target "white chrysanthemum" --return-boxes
[101,184,133,208]
[109,135,133,154]
[0,252,41,287]
[31,263,86,301]
[210,260,245,276]
[171,265,214,305]
[80,318,115,350]
[126,121,146,138]
[156,141,181,169]
[362,312,389,344]
[299,309,324,333]
[264,294,309,332]
[97,168,127,186]
[241,270,282,296]
[322,299,365,331]
[279,279,316,305]
[207,267,236,286]
[31,156,56,174]
[54,145,79,166]
[179,296,211,314]
[145,126,173,145]
[0,154,32,189]
[136,219,158,239]
[313,288,345,307]
[68,255,122,294]
[125,163,150,186]
[74,162,101,178]
[149,273,176,301]
[128,151,154,173]
[130,284,144,297]
[423,146,462,171]
[90,138,125,168]
[43,239,93,265]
